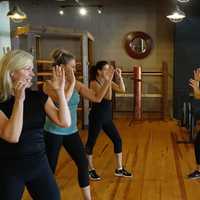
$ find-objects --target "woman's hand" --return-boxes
[65,65,76,85]
[115,68,122,78]
[13,80,29,101]
[47,66,65,93]
[194,68,200,81]
[189,78,200,91]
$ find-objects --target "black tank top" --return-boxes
[0,89,48,159]
[90,99,112,122]
[89,79,112,121]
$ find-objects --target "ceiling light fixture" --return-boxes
[97,9,102,14]
[79,7,87,16]
[166,5,186,23]
[97,6,103,14]
[59,9,64,15]
[7,5,27,23]
[177,0,190,3]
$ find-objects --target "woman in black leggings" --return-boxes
[188,69,200,179]
[0,50,72,200]
[44,49,114,200]
[86,61,132,180]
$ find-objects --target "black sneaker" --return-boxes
[115,168,132,178]
[89,169,101,181]
[187,170,200,180]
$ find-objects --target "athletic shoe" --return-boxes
[115,168,132,178]
[89,169,101,181]
[187,170,200,180]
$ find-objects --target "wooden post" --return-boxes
[162,61,168,120]
[12,35,20,50]
[133,66,142,120]
[82,33,89,128]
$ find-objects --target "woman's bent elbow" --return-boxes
[0,134,19,143]
[60,120,71,128]
[93,97,102,103]
[9,137,19,143]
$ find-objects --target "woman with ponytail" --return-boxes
[86,61,132,181]
[43,49,114,200]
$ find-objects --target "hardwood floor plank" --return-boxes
[22,120,200,200]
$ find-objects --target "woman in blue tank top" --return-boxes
[44,49,114,200]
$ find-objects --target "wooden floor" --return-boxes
[23,119,200,200]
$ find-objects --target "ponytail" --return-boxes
[89,65,97,81]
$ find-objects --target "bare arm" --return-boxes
[191,84,200,99]
[0,100,23,143]
[191,69,200,99]
[189,79,200,99]
[112,78,126,93]
[75,66,114,102]
[112,68,125,93]
[75,80,111,102]
[43,81,75,102]
[64,82,75,101]
[0,81,27,143]
[44,67,71,127]
[61,65,75,101]
[43,65,75,102]
[194,91,200,99]
[44,94,71,128]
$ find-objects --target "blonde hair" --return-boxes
[0,49,33,102]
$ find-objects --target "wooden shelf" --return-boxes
[37,60,52,65]
[36,59,82,66]
[142,72,163,76]
[14,26,94,129]
[116,93,163,98]
[37,72,52,76]
[121,71,163,76]
[77,107,83,111]
[36,59,83,87]
[37,81,44,85]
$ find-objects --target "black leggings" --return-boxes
[45,131,89,188]
[0,156,60,200]
[194,132,200,165]
[86,119,122,155]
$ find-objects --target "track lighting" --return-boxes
[59,9,64,15]
[79,7,87,16]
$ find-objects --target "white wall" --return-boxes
[0,1,11,58]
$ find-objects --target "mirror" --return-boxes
[129,37,147,54]
[124,32,153,59]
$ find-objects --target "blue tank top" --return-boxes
[44,90,80,135]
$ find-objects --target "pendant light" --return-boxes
[166,5,186,23]
[7,4,27,23]
[177,0,190,3]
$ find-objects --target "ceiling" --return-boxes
[3,0,200,16]
[55,0,200,16]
